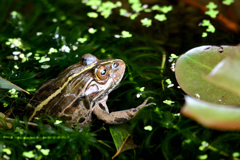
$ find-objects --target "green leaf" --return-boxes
[22,151,35,158]
[170,53,178,59]
[130,13,138,20]
[206,2,217,10]
[206,44,240,97]
[87,12,98,18]
[40,149,50,156]
[151,5,172,13]
[206,25,215,33]
[205,10,219,18]
[109,124,138,159]
[119,9,127,16]
[2,148,11,155]
[131,3,142,12]
[166,79,171,85]
[77,38,87,43]
[35,145,42,149]
[222,0,234,5]
[202,32,207,37]
[175,45,240,106]
[205,2,219,18]
[141,18,152,27]
[121,30,132,38]
[129,0,140,4]
[201,19,211,26]
[160,6,172,13]
[233,152,240,157]
[163,100,174,106]
[154,14,167,21]
[181,96,240,131]
[85,0,101,7]
[151,5,161,11]
[198,154,208,160]
[0,77,29,94]
[144,125,152,131]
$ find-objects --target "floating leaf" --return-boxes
[201,19,211,26]
[151,5,161,11]
[233,152,240,157]
[206,24,215,33]
[163,100,174,106]
[3,148,11,155]
[119,9,127,16]
[22,151,35,158]
[141,18,152,27]
[205,2,219,18]
[77,38,87,43]
[131,3,142,12]
[144,125,152,131]
[202,32,207,37]
[9,88,19,98]
[206,44,240,97]
[41,149,50,156]
[130,14,138,20]
[160,6,172,13]
[198,154,208,160]
[222,0,234,5]
[175,45,240,105]
[205,10,219,18]
[154,14,167,21]
[87,12,98,18]
[206,2,217,10]
[181,96,240,131]
[35,145,42,149]
[121,31,132,38]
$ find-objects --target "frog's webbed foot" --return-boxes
[93,97,155,125]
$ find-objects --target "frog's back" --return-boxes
[25,62,93,121]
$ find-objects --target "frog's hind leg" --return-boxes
[93,97,155,124]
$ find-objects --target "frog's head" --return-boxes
[82,54,126,101]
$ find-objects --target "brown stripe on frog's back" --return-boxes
[28,65,94,119]
[29,79,57,106]
[53,63,85,86]
[33,62,86,104]
[66,72,93,96]
[30,92,67,117]
[45,93,71,115]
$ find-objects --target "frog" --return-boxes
[25,54,155,128]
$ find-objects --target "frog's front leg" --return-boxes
[93,97,155,124]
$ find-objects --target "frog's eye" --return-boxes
[112,62,119,68]
[96,66,108,80]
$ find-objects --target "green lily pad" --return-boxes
[175,45,240,106]
[206,44,240,98]
[181,96,240,130]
